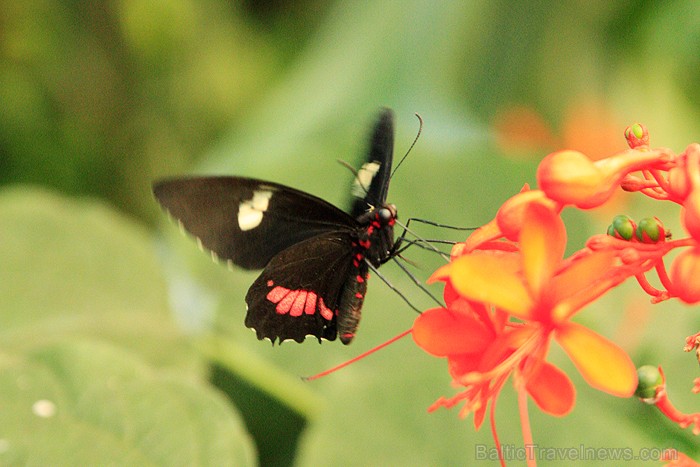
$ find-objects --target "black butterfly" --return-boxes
[153,108,398,344]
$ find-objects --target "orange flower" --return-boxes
[414,202,638,426]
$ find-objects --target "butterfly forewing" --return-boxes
[153,177,357,269]
[350,108,394,217]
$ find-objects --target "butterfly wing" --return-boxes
[350,108,394,217]
[153,176,357,269]
[244,231,357,343]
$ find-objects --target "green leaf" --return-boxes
[0,340,256,466]
[0,187,260,465]
[0,186,191,368]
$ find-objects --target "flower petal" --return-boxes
[555,322,637,397]
[526,361,575,416]
[448,252,534,319]
[520,203,565,299]
[428,263,450,283]
[473,402,488,430]
[460,218,502,254]
[550,250,619,321]
[496,189,560,241]
[448,353,482,379]
[413,307,493,357]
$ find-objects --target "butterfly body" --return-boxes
[154,109,396,344]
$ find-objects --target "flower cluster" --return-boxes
[413,123,700,464]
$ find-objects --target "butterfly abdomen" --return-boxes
[337,264,369,344]
[336,205,397,344]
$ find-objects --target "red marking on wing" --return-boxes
[266,285,334,320]
[356,275,365,283]
[318,298,334,320]
[277,289,300,314]
[266,285,290,302]
[290,291,309,317]
[304,292,317,315]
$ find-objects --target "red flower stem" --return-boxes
[654,388,686,422]
[654,387,700,434]
[655,260,674,294]
[635,273,664,298]
[639,187,671,200]
[647,168,672,194]
[489,395,506,467]
[517,384,536,467]
[303,328,412,381]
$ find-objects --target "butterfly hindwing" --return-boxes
[244,231,358,343]
[154,176,356,269]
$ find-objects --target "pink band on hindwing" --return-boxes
[266,285,335,320]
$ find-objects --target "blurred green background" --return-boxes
[2,1,700,465]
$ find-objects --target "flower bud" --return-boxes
[537,149,663,209]
[682,190,700,242]
[607,214,636,240]
[668,166,690,201]
[670,247,700,304]
[537,150,614,208]
[619,175,650,192]
[635,365,663,401]
[495,189,559,241]
[668,144,700,202]
[634,217,665,243]
[624,123,649,149]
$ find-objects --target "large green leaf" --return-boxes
[0,340,255,466]
[0,186,190,367]
[0,187,258,465]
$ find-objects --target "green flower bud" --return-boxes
[635,365,663,400]
[635,217,665,243]
[608,214,636,240]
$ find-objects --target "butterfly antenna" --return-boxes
[390,113,423,180]
[337,159,362,179]
[337,158,372,200]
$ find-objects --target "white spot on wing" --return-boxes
[238,190,273,231]
[352,161,381,197]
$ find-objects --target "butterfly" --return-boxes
[153,108,398,344]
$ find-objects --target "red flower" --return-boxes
[413,202,638,427]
